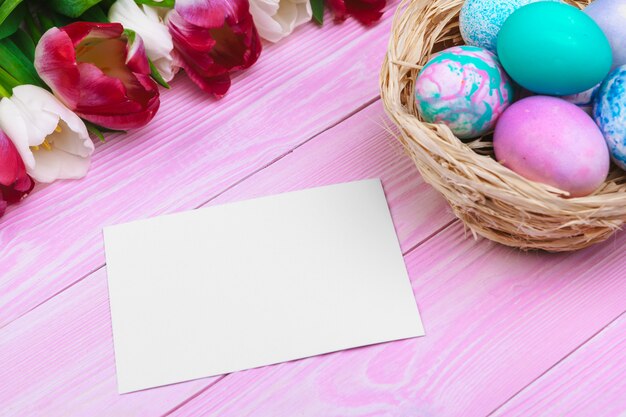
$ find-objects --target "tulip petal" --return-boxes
[76,62,159,128]
[125,32,151,75]
[9,85,89,146]
[62,22,124,47]
[0,97,35,170]
[328,0,385,24]
[0,129,27,186]
[185,65,232,96]
[176,0,248,28]
[1,172,33,203]
[30,147,92,183]
[249,0,312,42]
[346,0,385,25]
[48,120,94,158]
[35,27,81,108]
[293,0,312,26]
[0,128,34,206]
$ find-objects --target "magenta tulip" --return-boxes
[0,129,34,218]
[328,0,386,25]
[168,0,262,97]
[35,22,160,130]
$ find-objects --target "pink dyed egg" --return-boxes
[494,96,610,197]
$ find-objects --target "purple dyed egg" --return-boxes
[494,96,610,197]
[585,0,626,69]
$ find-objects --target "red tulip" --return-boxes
[168,0,262,97]
[35,22,160,130]
[0,129,34,218]
[328,0,386,25]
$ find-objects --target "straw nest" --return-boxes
[380,0,626,251]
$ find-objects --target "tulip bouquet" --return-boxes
[0,0,386,220]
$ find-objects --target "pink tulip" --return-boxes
[35,22,160,130]
[168,0,262,97]
[0,129,34,218]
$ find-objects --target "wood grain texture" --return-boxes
[0,4,399,329]
[0,100,450,417]
[208,101,452,253]
[0,268,213,417]
[492,313,626,417]
[169,225,626,417]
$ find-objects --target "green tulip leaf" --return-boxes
[0,2,26,40]
[85,122,106,143]
[10,29,36,61]
[0,38,44,86]
[311,0,324,25]
[23,8,43,44]
[47,0,104,18]
[134,0,175,7]
[79,4,110,22]
[149,59,170,89]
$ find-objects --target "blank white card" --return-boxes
[104,179,424,393]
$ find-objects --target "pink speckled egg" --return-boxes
[494,96,610,197]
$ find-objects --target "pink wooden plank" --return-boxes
[0,3,399,328]
[169,225,626,417]
[492,313,626,417]
[0,268,214,417]
[208,101,452,253]
[0,101,450,416]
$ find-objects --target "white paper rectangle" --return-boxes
[104,179,424,393]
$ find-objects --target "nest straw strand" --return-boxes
[380,0,626,251]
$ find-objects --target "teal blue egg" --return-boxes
[497,2,612,95]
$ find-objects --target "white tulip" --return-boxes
[109,0,177,82]
[0,85,94,183]
[249,0,312,43]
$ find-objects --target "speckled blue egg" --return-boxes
[593,66,626,170]
[460,0,560,52]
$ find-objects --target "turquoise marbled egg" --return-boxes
[460,0,560,52]
[415,46,514,139]
[594,66,626,170]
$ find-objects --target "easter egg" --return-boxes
[497,2,612,96]
[585,0,626,70]
[561,84,600,115]
[494,96,610,197]
[460,0,559,53]
[593,66,626,170]
[415,46,514,139]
